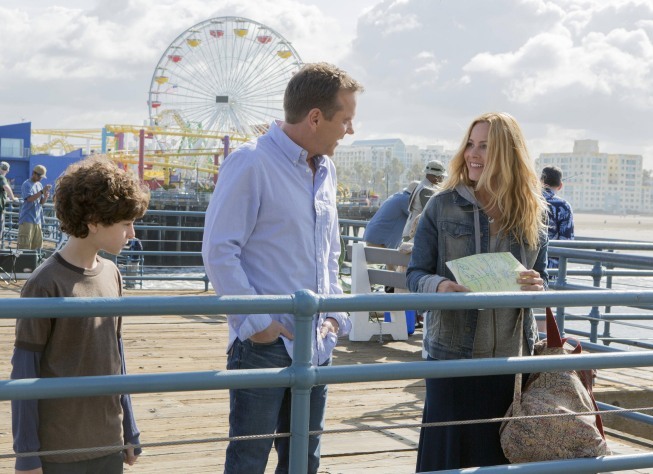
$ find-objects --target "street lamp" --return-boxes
[385,171,389,200]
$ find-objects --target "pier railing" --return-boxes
[2,290,653,473]
[2,208,653,350]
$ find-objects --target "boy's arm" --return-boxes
[118,336,142,457]
[11,348,43,471]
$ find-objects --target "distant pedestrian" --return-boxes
[124,237,143,289]
[402,160,447,242]
[18,164,51,250]
[0,161,19,240]
[541,165,574,268]
[364,181,419,249]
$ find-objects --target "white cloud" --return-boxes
[341,0,653,167]
[1,0,652,169]
[0,0,351,131]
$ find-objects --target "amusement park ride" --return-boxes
[31,16,303,188]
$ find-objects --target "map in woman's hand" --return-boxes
[446,252,527,292]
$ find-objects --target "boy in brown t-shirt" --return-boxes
[11,156,150,473]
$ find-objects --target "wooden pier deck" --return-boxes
[0,286,651,473]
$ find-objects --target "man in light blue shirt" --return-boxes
[202,62,363,474]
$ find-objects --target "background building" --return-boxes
[0,122,83,195]
[537,140,651,214]
[334,139,454,200]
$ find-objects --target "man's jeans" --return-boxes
[224,337,328,474]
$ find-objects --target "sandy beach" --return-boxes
[573,212,653,242]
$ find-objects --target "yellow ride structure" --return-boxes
[30,124,253,186]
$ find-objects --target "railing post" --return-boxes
[591,261,603,287]
[589,261,603,344]
[588,305,601,343]
[603,251,615,345]
[555,257,569,335]
[289,290,319,474]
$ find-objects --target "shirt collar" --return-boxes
[269,120,326,169]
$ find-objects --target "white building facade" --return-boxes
[334,139,456,199]
[536,140,650,213]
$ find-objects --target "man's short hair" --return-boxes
[284,62,363,124]
[425,160,447,177]
[0,162,9,171]
[55,156,150,238]
[541,165,563,188]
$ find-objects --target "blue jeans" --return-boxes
[224,338,328,474]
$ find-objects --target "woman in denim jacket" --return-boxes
[407,112,549,471]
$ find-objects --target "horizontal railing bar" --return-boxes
[316,291,653,312]
[122,276,207,282]
[138,209,207,217]
[560,269,653,277]
[569,340,624,353]
[2,352,652,401]
[555,313,653,321]
[314,352,653,385]
[3,291,653,320]
[134,225,204,231]
[551,248,653,267]
[0,295,294,319]
[338,219,369,226]
[0,290,653,319]
[564,329,653,350]
[597,401,653,426]
[550,240,653,251]
[0,368,293,400]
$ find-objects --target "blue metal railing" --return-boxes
[2,290,653,473]
[2,208,653,346]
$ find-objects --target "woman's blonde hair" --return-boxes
[443,112,547,248]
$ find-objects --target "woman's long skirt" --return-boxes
[416,372,516,472]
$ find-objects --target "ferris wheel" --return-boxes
[147,16,303,148]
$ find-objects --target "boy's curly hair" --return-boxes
[54,156,150,238]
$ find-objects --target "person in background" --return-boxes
[124,237,143,289]
[202,62,362,474]
[0,161,19,240]
[541,165,574,269]
[401,162,448,327]
[407,112,548,471]
[18,165,51,250]
[402,160,447,242]
[363,181,419,249]
[11,156,149,473]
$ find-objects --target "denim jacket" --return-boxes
[406,185,549,360]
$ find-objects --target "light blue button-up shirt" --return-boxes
[202,121,351,365]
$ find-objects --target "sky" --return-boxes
[1,0,652,168]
